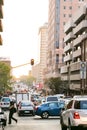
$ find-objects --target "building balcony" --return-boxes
[0,5,3,18]
[70,74,80,80]
[70,83,80,90]
[72,48,81,58]
[70,61,80,71]
[73,5,86,24]
[64,20,76,33]
[64,43,73,53]
[64,32,76,43]
[61,65,68,74]
[61,75,68,81]
[73,33,87,47]
[64,54,72,62]
[0,0,3,5]
[73,20,87,35]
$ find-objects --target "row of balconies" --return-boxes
[61,5,87,91]
[64,20,87,43]
[73,20,87,35]
[64,34,87,53]
[61,73,80,81]
[69,84,80,90]
[64,48,81,62]
[64,5,87,33]
[61,62,80,74]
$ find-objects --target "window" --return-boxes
[64,14,66,17]
[74,100,87,109]
[49,102,58,108]
[69,14,72,17]
[69,6,72,10]
[67,100,73,109]
[56,54,59,63]
[64,6,66,9]
[63,22,66,25]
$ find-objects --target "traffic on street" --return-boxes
[4,111,61,130]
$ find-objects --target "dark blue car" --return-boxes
[34,101,65,119]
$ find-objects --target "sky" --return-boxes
[0,0,48,77]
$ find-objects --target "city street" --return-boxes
[5,112,61,130]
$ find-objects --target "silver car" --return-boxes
[17,100,35,116]
[60,96,87,130]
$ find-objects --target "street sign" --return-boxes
[80,62,86,79]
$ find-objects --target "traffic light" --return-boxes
[30,59,34,65]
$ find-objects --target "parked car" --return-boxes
[34,101,65,119]
[17,100,35,116]
[0,107,7,126]
[60,96,87,130]
[0,97,11,110]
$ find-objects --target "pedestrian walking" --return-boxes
[8,101,17,124]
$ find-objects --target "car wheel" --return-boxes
[61,124,67,130]
[32,112,35,116]
[41,112,49,119]
[3,120,7,126]
[68,120,76,130]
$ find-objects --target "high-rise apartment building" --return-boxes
[45,0,87,78]
[61,4,87,94]
[0,0,3,45]
[32,23,48,87]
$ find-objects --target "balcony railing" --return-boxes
[70,61,80,71]
[72,48,81,58]
[73,20,87,35]
[73,33,87,47]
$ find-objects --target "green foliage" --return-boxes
[0,62,12,94]
[44,77,63,94]
[20,75,36,87]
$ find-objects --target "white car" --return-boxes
[0,97,11,110]
[60,96,87,130]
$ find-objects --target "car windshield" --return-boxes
[74,100,87,109]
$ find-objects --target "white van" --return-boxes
[45,95,59,102]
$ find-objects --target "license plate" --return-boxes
[25,111,30,113]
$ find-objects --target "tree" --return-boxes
[20,75,36,88]
[44,77,63,94]
[0,62,12,94]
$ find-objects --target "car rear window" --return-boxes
[2,98,10,102]
[21,102,32,107]
[74,100,87,109]
[46,96,58,102]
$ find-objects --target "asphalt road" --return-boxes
[5,111,61,130]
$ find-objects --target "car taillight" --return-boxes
[73,112,80,119]
[0,103,2,105]
[34,106,38,111]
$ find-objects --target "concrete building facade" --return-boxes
[0,0,3,45]
[45,0,87,79]
[32,23,48,87]
[61,5,87,94]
